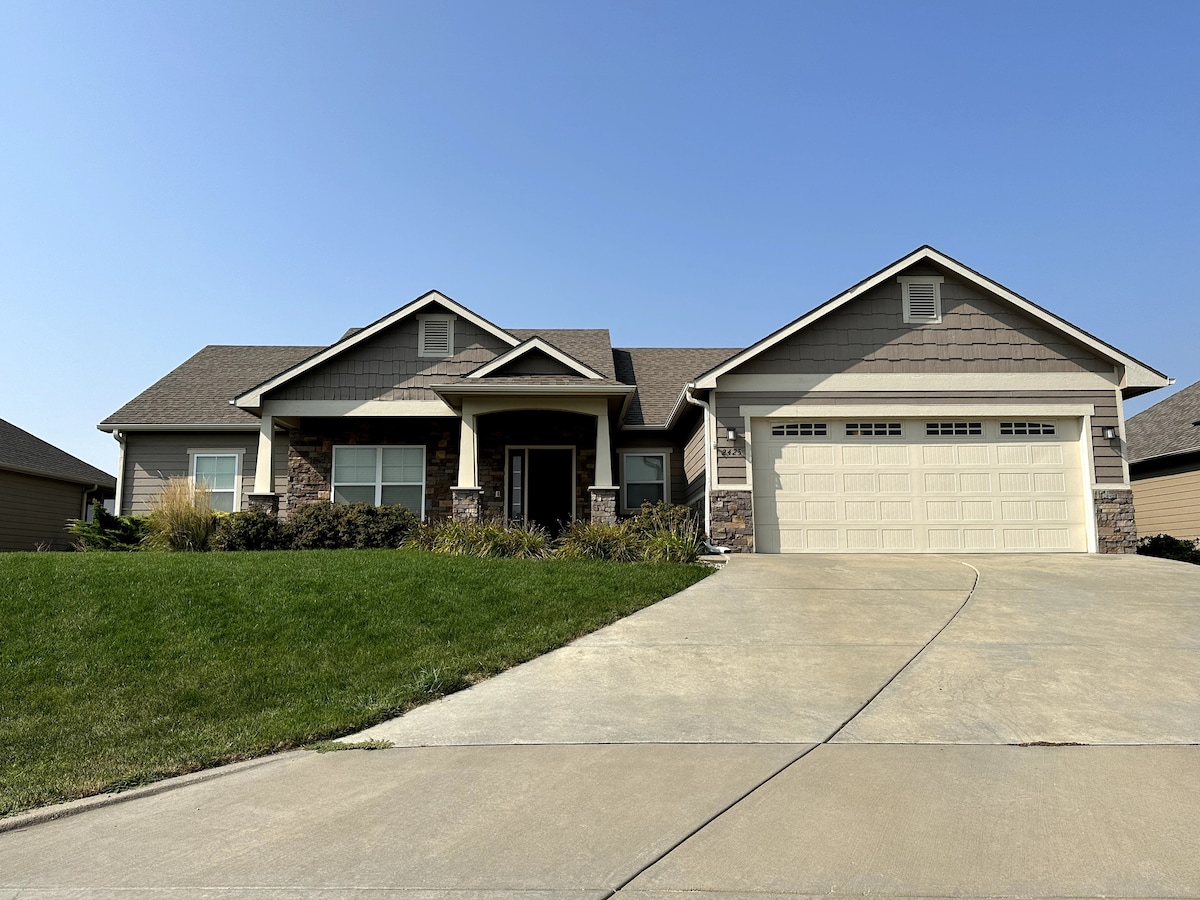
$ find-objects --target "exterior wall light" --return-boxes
[726,427,738,442]
[1103,426,1118,440]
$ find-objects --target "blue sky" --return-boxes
[3,0,1197,473]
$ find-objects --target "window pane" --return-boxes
[626,454,664,483]
[334,485,375,505]
[194,455,236,491]
[626,482,665,508]
[381,484,423,513]
[334,447,377,483]
[210,491,235,513]
[381,447,423,483]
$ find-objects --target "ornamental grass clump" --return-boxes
[144,477,217,552]
[554,520,643,561]
[404,519,551,558]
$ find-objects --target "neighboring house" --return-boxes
[1126,379,1200,540]
[0,418,117,551]
[100,246,1170,554]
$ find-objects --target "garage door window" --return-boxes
[845,422,902,437]
[771,423,827,437]
[926,422,983,436]
[1000,422,1056,436]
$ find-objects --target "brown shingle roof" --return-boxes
[1126,379,1200,462]
[615,347,740,426]
[0,418,116,486]
[100,345,324,428]
[508,329,616,378]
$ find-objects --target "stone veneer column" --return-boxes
[246,493,280,517]
[451,487,482,522]
[1094,487,1137,554]
[589,487,618,524]
[710,490,754,552]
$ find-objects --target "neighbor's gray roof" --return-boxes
[0,418,116,486]
[100,345,324,428]
[1126,379,1200,462]
[615,347,740,426]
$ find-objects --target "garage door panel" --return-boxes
[751,418,1087,554]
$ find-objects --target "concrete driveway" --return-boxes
[3,554,1199,898]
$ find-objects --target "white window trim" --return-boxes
[187,448,246,512]
[619,449,671,514]
[418,314,456,359]
[898,275,944,324]
[331,445,427,519]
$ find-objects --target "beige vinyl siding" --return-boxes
[271,309,512,403]
[682,415,707,506]
[121,432,289,514]
[1132,469,1200,540]
[732,270,1115,376]
[714,390,1122,486]
[0,470,87,551]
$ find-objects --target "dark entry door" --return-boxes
[522,448,574,534]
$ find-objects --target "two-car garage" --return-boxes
[751,417,1090,553]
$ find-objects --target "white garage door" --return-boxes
[752,418,1088,553]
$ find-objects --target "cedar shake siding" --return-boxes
[272,312,513,403]
[732,268,1115,376]
[0,470,89,551]
[711,390,1123,485]
[120,432,289,515]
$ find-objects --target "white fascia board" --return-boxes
[234,291,520,408]
[716,371,1120,392]
[467,337,604,380]
[694,246,1171,390]
[261,399,458,418]
[433,383,634,396]
[98,423,263,432]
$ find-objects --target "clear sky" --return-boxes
[2,0,1197,474]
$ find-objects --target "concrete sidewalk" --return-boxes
[3,553,1199,898]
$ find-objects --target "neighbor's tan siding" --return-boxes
[1132,469,1200,540]
[732,268,1115,376]
[0,470,86,551]
[712,390,1122,485]
[271,307,512,402]
[121,432,289,514]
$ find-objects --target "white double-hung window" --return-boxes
[332,446,425,516]
[191,452,240,512]
[622,452,668,512]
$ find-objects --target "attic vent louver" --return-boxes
[418,315,454,358]
[898,276,944,324]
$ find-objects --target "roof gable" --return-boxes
[236,291,518,408]
[469,337,604,380]
[695,246,1170,394]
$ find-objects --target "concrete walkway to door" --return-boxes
[2,554,1199,898]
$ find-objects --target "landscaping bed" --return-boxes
[0,550,709,816]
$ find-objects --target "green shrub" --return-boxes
[211,507,287,551]
[144,477,217,552]
[624,502,704,564]
[554,520,643,561]
[404,519,551,558]
[1137,533,1200,565]
[286,502,419,550]
[68,502,150,551]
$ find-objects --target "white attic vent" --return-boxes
[898,276,944,324]
[418,315,455,358]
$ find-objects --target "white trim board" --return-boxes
[694,246,1170,392]
[716,372,1119,393]
[740,404,1096,419]
[261,399,457,418]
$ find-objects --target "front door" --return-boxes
[508,448,575,534]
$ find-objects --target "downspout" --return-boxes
[682,383,712,539]
[112,430,127,516]
[81,484,100,520]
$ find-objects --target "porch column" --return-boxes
[453,405,482,521]
[253,415,274,495]
[594,410,615,487]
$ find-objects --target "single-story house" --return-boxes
[1126,379,1200,540]
[100,246,1170,554]
[1,418,117,551]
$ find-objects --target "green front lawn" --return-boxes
[0,550,709,816]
